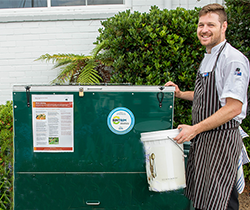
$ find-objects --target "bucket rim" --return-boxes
[140,129,180,142]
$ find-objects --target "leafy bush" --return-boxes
[96,6,205,126]
[0,101,13,209]
[226,0,250,180]
[226,0,250,61]
[241,119,250,180]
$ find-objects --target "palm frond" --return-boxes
[77,59,102,84]
[36,52,104,84]
[36,53,91,67]
[91,41,108,58]
[93,42,114,66]
[51,63,77,84]
[36,53,91,62]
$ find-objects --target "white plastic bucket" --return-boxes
[140,129,186,192]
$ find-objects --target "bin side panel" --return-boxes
[14,174,190,210]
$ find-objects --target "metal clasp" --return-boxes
[79,87,84,97]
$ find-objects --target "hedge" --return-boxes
[226,0,250,180]
[0,101,13,209]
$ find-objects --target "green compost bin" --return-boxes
[13,85,193,210]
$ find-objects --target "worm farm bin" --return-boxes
[13,85,192,210]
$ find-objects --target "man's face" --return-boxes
[197,12,227,53]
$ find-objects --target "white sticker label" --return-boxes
[107,107,135,135]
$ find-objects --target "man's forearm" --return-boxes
[175,98,243,144]
[177,91,194,101]
[193,98,242,134]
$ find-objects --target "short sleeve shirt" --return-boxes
[199,40,250,123]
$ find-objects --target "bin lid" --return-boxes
[13,85,175,93]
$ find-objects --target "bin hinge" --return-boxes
[79,87,84,97]
[25,86,31,107]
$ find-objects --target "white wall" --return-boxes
[0,19,102,100]
[0,0,224,105]
[0,18,104,102]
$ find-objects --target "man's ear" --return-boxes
[222,21,227,33]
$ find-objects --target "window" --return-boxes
[0,0,47,8]
[52,0,124,6]
[0,0,124,9]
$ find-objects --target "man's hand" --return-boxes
[164,81,182,98]
[165,81,194,101]
[174,125,198,144]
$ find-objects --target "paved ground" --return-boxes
[239,180,250,210]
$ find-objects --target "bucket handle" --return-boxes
[166,136,187,158]
[149,153,156,179]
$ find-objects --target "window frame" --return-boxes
[0,0,132,23]
[48,0,125,7]
[0,0,126,9]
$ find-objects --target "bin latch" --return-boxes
[157,86,164,108]
[25,86,31,107]
[79,87,84,97]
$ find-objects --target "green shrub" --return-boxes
[241,117,250,180]
[226,0,250,61]
[226,0,250,180]
[96,6,205,126]
[0,101,13,210]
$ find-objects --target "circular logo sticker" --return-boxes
[107,107,135,135]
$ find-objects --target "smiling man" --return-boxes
[165,3,250,210]
[197,12,227,53]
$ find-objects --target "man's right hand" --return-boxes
[164,81,182,98]
[164,81,194,101]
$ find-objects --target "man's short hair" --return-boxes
[199,3,227,25]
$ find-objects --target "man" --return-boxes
[165,3,250,210]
